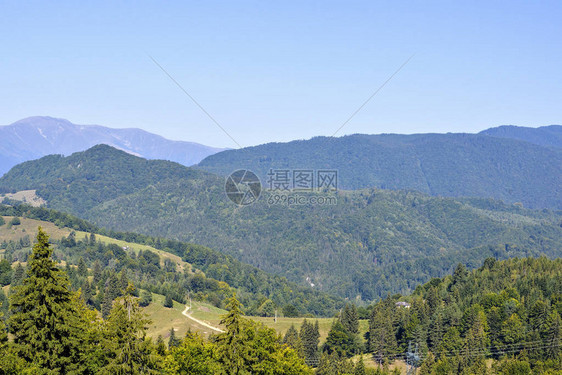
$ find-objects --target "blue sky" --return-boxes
[1,1,561,148]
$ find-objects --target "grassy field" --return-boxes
[0,216,192,273]
[0,190,45,207]
[0,216,71,242]
[143,293,369,345]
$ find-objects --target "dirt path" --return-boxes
[182,305,224,333]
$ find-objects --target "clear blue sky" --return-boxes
[1,1,561,148]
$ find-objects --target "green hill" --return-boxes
[1,146,561,300]
[197,132,562,210]
[0,206,342,317]
[364,256,562,373]
[480,124,562,149]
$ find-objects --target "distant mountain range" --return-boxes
[0,116,226,176]
[198,125,562,210]
[480,124,562,149]
[2,145,561,300]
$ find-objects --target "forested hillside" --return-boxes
[198,132,562,210]
[0,205,342,317]
[0,228,322,374]
[362,256,562,374]
[1,146,561,301]
[480,124,562,149]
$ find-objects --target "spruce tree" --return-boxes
[119,269,129,291]
[93,260,102,284]
[300,319,320,366]
[283,324,304,357]
[10,263,25,287]
[101,285,158,373]
[168,327,181,348]
[341,303,359,335]
[0,307,7,347]
[77,257,88,276]
[107,272,122,300]
[354,355,366,375]
[8,227,90,373]
[164,294,174,308]
[156,335,166,356]
[215,294,250,373]
[102,284,113,319]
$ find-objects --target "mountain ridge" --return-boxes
[1,145,561,300]
[197,130,562,209]
[0,116,226,176]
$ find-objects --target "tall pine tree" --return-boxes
[8,227,91,373]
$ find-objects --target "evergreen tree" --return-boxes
[8,227,91,373]
[81,279,93,306]
[139,289,153,307]
[0,307,7,347]
[107,272,122,300]
[215,294,251,373]
[283,324,304,357]
[77,257,88,276]
[101,285,159,373]
[541,310,562,360]
[369,299,397,365]
[341,303,359,334]
[168,328,181,348]
[102,284,113,319]
[119,269,129,291]
[10,263,25,287]
[354,355,366,375]
[156,335,166,356]
[164,294,174,308]
[93,260,102,284]
[323,320,357,357]
[300,319,320,367]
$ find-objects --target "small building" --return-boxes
[395,301,411,308]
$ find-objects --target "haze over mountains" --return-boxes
[198,125,562,210]
[0,116,226,176]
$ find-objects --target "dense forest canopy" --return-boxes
[1,146,561,300]
[197,132,562,210]
[0,204,343,317]
[2,228,561,374]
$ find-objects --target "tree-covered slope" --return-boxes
[0,204,342,317]
[1,146,561,300]
[480,124,562,149]
[365,256,562,374]
[197,132,562,210]
[0,144,206,216]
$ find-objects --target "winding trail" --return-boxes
[182,305,224,333]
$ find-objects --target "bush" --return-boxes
[0,216,5,226]
[164,294,173,308]
[9,217,21,226]
[139,290,153,307]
